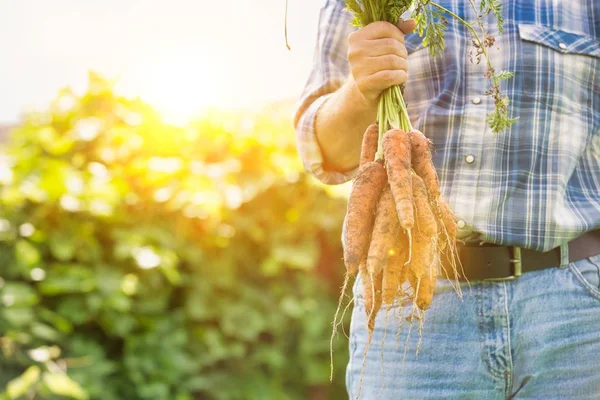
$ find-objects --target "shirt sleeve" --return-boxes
[293,0,357,185]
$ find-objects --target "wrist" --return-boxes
[346,75,379,112]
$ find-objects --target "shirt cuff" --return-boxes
[295,94,359,185]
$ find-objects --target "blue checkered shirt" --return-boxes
[294,0,600,251]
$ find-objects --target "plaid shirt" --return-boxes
[294,0,600,251]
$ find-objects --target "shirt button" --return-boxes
[472,96,482,105]
[465,154,475,164]
[558,42,567,50]
[457,220,467,229]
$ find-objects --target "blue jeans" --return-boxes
[346,254,600,399]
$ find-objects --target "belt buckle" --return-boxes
[484,247,523,281]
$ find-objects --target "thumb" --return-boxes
[396,18,417,35]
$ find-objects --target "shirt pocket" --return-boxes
[517,23,600,114]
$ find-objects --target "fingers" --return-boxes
[363,54,408,76]
[347,21,412,102]
[348,38,408,61]
[396,18,417,35]
[358,70,409,94]
[354,21,406,42]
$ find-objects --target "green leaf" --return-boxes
[1,282,39,307]
[272,240,317,270]
[30,322,61,341]
[38,264,96,295]
[495,70,514,81]
[43,372,89,400]
[3,308,35,327]
[39,307,74,333]
[15,240,41,268]
[49,234,76,261]
[6,365,41,399]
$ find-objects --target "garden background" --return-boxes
[0,1,353,399]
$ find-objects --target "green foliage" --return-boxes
[344,0,515,134]
[413,1,448,58]
[0,73,350,399]
[494,70,514,82]
[480,0,504,33]
[345,0,412,26]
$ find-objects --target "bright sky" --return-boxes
[0,0,325,124]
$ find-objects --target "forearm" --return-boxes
[315,76,378,173]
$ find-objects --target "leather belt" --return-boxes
[442,229,600,281]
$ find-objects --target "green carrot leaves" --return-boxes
[413,1,447,58]
[343,0,516,134]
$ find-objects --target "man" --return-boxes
[294,0,600,398]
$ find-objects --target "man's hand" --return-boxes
[312,19,416,174]
[348,19,417,104]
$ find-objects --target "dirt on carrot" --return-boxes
[360,123,380,166]
[361,267,383,333]
[342,160,387,275]
[382,129,414,232]
[409,130,440,201]
[367,186,400,277]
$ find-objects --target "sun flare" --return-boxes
[116,51,224,126]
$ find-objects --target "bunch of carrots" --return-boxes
[325,0,510,386]
[332,123,461,352]
[349,123,459,315]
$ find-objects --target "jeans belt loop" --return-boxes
[559,243,570,266]
[511,246,523,277]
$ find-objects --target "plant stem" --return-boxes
[430,2,495,83]
[466,0,499,86]
[284,0,291,50]
[376,96,385,160]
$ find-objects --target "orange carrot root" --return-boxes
[382,129,414,231]
[360,123,380,166]
[362,269,383,332]
[342,161,387,274]
[408,176,437,284]
[435,196,466,295]
[412,175,438,238]
[437,196,457,251]
[382,228,408,305]
[409,130,440,200]
[367,186,400,278]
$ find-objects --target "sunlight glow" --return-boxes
[116,50,224,126]
[133,247,162,269]
[0,1,325,123]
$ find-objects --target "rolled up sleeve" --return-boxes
[293,0,357,185]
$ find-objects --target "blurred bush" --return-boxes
[0,73,351,400]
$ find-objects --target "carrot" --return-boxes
[402,177,439,358]
[412,175,438,238]
[360,123,379,166]
[366,186,399,277]
[435,195,465,294]
[342,160,387,275]
[409,130,440,200]
[382,129,413,231]
[408,175,437,283]
[361,267,383,333]
[332,158,386,382]
[382,225,408,305]
[382,250,401,305]
[408,253,439,311]
[437,196,457,249]
[398,236,411,287]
